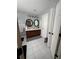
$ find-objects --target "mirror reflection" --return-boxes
[34,19,39,27]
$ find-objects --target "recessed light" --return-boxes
[48,0,52,1]
[33,9,37,12]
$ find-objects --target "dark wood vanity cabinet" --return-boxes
[26,30,41,38]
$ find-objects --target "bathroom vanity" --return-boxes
[26,29,41,38]
[25,18,41,38]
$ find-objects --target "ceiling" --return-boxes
[17,0,59,16]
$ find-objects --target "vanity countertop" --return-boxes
[25,28,41,31]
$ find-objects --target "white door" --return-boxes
[56,40,61,59]
[50,1,61,58]
[47,8,55,48]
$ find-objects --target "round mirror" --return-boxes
[25,19,33,27]
[34,19,39,27]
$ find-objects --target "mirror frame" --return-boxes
[25,19,33,27]
[34,19,39,27]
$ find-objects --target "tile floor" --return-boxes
[27,38,53,59]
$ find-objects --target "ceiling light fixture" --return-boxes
[33,9,37,12]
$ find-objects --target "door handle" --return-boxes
[49,32,51,34]
[51,33,53,35]
[49,32,53,35]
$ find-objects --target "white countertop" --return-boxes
[25,27,41,31]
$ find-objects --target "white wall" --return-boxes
[40,7,56,38]
[50,0,61,58]
[17,12,28,32]
[17,11,40,33]
[41,13,49,38]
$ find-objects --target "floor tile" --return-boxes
[27,37,52,59]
